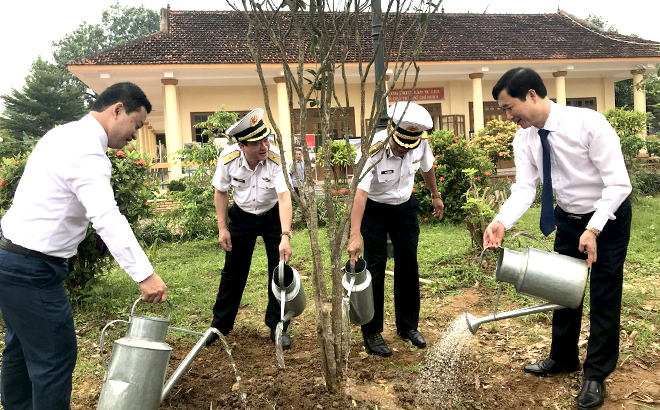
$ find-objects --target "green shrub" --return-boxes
[0,152,31,214]
[316,140,357,184]
[0,143,157,295]
[167,179,187,192]
[646,135,660,157]
[605,108,648,166]
[632,166,660,196]
[67,144,158,293]
[470,119,517,166]
[163,183,218,240]
[414,130,494,223]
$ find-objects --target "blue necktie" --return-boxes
[538,129,555,236]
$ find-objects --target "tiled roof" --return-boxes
[69,10,660,66]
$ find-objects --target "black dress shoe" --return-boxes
[576,380,606,410]
[363,333,392,357]
[523,357,579,376]
[270,329,291,350]
[397,329,427,348]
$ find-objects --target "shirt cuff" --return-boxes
[587,210,613,232]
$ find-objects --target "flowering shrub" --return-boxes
[0,152,31,215]
[414,130,494,223]
[470,119,518,166]
[0,142,158,294]
[67,143,159,294]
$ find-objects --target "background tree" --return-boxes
[0,2,159,136]
[232,0,439,391]
[0,57,87,138]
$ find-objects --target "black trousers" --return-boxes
[211,204,288,335]
[360,197,421,334]
[0,249,76,410]
[549,198,632,382]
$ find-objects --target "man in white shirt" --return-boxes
[206,108,294,349]
[0,82,168,410]
[483,68,632,410]
[347,102,444,356]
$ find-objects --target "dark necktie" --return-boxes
[538,128,555,236]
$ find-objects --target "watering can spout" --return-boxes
[465,313,481,335]
[465,303,565,335]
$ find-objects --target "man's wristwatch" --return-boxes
[585,225,601,237]
[281,231,292,239]
[431,193,441,199]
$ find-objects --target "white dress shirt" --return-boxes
[495,101,631,231]
[356,130,434,205]
[212,143,288,215]
[1,114,154,282]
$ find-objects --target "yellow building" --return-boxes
[68,7,660,181]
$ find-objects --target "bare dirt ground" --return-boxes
[69,285,660,410]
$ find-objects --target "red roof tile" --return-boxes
[69,10,660,66]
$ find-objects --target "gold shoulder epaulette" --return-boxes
[222,150,240,165]
[369,141,384,157]
[421,131,429,139]
[267,151,281,165]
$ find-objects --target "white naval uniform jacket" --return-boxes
[211,143,289,215]
[355,130,434,205]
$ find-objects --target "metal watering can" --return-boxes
[97,298,222,410]
[342,257,375,325]
[272,260,306,323]
[466,233,588,334]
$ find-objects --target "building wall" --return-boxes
[173,76,616,145]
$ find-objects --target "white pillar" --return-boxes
[553,71,567,106]
[161,78,182,180]
[274,76,292,157]
[631,69,647,114]
[469,73,484,134]
[602,77,616,112]
[632,69,648,139]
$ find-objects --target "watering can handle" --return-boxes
[130,297,173,320]
[507,232,552,252]
[278,260,285,289]
[278,260,286,322]
[99,319,129,369]
[478,245,501,272]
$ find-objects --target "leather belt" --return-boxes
[0,236,67,264]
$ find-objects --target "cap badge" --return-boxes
[406,126,418,133]
[250,115,259,126]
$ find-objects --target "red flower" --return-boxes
[484,171,491,176]
[477,177,481,181]
[412,188,416,192]
[143,201,149,206]
[452,185,457,189]
[453,138,458,143]
[76,285,82,290]
[424,217,428,221]
[433,164,438,168]
[133,161,139,165]
[445,147,451,150]
[127,146,133,151]
[452,143,457,147]
[144,183,149,187]
[140,160,146,166]
[0,180,5,186]
[434,154,439,158]
[116,151,127,158]
[439,177,445,181]
[420,184,425,188]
